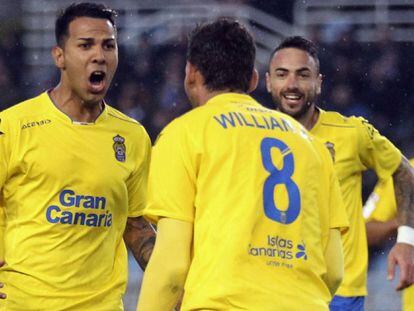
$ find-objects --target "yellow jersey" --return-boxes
[364,159,414,311]
[310,109,402,297]
[143,93,348,310]
[0,208,4,259]
[0,92,151,310]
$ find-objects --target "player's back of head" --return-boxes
[187,18,256,93]
[55,2,118,47]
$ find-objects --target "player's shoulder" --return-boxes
[160,109,195,136]
[106,104,147,133]
[0,92,48,120]
[320,109,371,128]
[165,104,209,130]
[274,109,308,131]
[106,104,140,125]
[105,105,151,147]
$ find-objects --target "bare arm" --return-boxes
[366,219,398,248]
[393,157,414,228]
[123,216,156,270]
[388,156,414,290]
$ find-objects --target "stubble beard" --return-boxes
[272,93,318,120]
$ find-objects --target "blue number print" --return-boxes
[261,137,301,224]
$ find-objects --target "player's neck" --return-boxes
[50,84,103,123]
[199,89,244,106]
[297,105,319,131]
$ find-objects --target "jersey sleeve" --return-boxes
[143,120,198,224]
[356,117,401,181]
[126,125,152,217]
[363,178,397,222]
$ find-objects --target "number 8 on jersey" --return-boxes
[261,137,301,224]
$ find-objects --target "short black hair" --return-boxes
[187,18,256,92]
[55,2,118,47]
[269,36,320,72]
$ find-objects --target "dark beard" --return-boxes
[272,93,318,120]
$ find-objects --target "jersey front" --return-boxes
[310,109,402,297]
[364,159,414,311]
[144,93,348,310]
[0,92,151,310]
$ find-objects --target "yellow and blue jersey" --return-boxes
[310,109,402,297]
[0,91,151,310]
[143,93,348,310]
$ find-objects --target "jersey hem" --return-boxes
[336,287,367,297]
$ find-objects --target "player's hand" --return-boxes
[387,243,414,290]
[0,260,6,299]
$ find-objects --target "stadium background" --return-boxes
[0,0,412,310]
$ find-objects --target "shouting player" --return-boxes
[0,3,154,309]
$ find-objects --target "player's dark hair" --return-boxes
[269,36,320,72]
[55,2,117,47]
[187,18,256,92]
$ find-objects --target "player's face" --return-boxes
[56,17,118,104]
[266,48,321,119]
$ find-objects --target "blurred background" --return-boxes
[1,0,413,309]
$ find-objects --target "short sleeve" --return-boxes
[363,178,397,222]
[356,117,401,181]
[126,126,152,217]
[143,120,198,224]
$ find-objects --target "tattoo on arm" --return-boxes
[124,216,156,270]
[393,156,414,228]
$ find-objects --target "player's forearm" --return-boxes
[393,156,414,228]
[138,253,188,311]
[366,219,398,247]
[322,229,344,297]
[123,216,155,270]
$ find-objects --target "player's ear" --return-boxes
[247,68,259,93]
[265,71,271,93]
[185,62,197,85]
[52,46,65,70]
[317,73,322,95]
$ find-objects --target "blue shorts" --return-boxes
[329,295,365,311]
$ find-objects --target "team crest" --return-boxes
[325,141,336,162]
[113,135,126,162]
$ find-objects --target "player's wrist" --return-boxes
[397,225,414,246]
